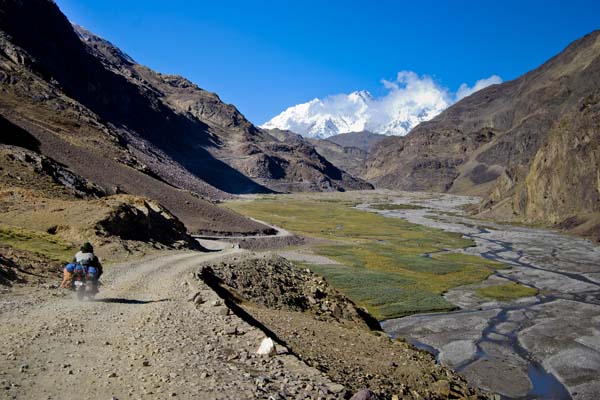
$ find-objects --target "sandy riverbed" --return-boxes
[364,192,600,400]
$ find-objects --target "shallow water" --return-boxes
[368,193,600,400]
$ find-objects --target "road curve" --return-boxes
[0,249,338,399]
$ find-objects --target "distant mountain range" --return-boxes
[261,72,502,139]
[261,88,448,138]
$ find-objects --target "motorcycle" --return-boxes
[69,264,99,300]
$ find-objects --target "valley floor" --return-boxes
[4,190,598,400]
[0,248,346,400]
[374,193,600,400]
[225,191,600,400]
[0,238,480,400]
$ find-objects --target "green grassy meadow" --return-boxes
[369,203,425,211]
[225,195,505,319]
[477,282,538,301]
[0,225,75,262]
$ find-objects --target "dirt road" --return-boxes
[0,249,344,400]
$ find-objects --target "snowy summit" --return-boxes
[261,71,502,139]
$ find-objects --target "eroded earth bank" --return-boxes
[370,193,600,400]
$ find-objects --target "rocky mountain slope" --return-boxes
[326,131,387,153]
[366,31,600,240]
[0,0,369,237]
[0,142,204,281]
[264,129,384,179]
[74,24,370,193]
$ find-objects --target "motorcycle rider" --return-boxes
[60,242,103,289]
[74,242,103,277]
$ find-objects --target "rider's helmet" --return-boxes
[80,242,94,253]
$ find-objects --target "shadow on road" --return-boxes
[93,298,169,304]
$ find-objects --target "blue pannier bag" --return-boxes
[65,263,77,273]
[87,267,98,278]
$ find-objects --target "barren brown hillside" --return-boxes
[366,31,600,240]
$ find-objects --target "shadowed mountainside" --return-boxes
[0,0,370,236]
[326,131,387,153]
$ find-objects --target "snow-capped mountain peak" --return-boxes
[260,71,502,139]
[261,90,375,139]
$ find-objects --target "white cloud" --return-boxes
[455,75,503,101]
[261,71,502,138]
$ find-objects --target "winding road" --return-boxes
[0,246,338,399]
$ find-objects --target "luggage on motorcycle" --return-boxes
[65,263,77,273]
[76,252,95,266]
[87,266,98,279]
[73,264,86,275]
[60,266,74,288]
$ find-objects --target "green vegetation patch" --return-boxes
[476,282,538,301]
[225,195,504,320]
[0,226,75,262]
[369,203,425,211]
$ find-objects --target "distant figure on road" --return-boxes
[74,242,103,276]
[60,242,103,288]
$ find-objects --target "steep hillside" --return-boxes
[0,0,369,234]
[366,31,600,239]
[326,131,387,153]
[306,139,369,178]
[523,93,600,239]
[264,128,378,179]
[0,143,203,285]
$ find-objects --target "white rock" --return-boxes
[255,337,276,356]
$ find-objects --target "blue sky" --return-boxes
[56,0,600,125]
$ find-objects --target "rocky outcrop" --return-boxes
[95,196,201,249]
[197,254,484,399]
[199,254,377,327]
[366,30,600,240]
[524,93,600,233]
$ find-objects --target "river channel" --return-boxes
[359,192,600,400]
